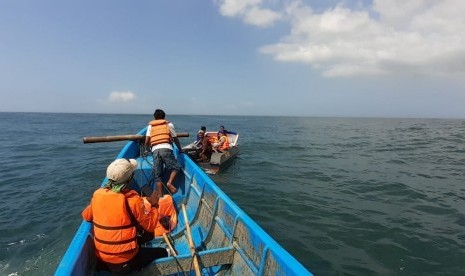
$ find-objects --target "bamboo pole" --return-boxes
[82,133,189,143]
[162,233,177,257]
[182,204,201,276]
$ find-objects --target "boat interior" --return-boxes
[130,153,287,275]
[56,130,308,275]
[203,131,239,147]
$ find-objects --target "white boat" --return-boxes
[183,131,239,174]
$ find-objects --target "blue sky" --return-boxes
[1,0,464,118]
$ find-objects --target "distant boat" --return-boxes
[183,131,240,174]
[55,127,312,275]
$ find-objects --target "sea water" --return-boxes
[0,112,464,275]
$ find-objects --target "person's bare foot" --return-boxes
[166,183,177,194]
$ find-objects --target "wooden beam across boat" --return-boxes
[82,133,189,143]
[152,247,235,275]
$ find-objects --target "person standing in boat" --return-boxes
[82,158,169,274]
[145,109,182,196]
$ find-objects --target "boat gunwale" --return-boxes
[55,127,312,275]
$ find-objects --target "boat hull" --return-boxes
[55,128,312,275]
[184,131,240,175]
[193,145,239,174]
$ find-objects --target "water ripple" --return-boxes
[2,114,465,275]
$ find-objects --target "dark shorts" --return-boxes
[97,247,168,274]
[152,148,181,182]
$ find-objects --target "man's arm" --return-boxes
[129,194,159,232]
[145,136,151,149]
[81,203,93,221]
[145,125,151,149]
[168,123,183,153]
[172,137,183,153]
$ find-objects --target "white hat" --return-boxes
[106,158,138,184]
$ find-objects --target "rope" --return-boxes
[140,144,175,197]
[139,143,201,275]
[137,144,188,275]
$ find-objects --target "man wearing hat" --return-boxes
[82,158,168,274]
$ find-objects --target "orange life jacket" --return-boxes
[155,195,178,236]
[149,119,171,146]
[142,195,178,236]
[91,188,138,263]
[209,135,219,144]
[219,135,230,151]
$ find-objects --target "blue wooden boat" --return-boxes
[55,127,312,275]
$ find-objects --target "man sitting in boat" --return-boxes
[81,159,171,274]
[200,126,206,135]
[212,131,230,152]
[193,129,205,149]
[219,125,237,135]
[187,129,206,161]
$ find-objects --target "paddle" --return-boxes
[182,204,201,276]
[82,133,189,143]
[163,233,177,257]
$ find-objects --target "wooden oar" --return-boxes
[182,204,201,276]
[163,233,177,257]
[82,132,189,143]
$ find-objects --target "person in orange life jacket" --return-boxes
[81,159,168,274]
[144,109,183,197]
[210,132,219,146]
[213,131,230,152]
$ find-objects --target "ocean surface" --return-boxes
[0,112,464,275]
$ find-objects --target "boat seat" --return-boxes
[151,246,235,274]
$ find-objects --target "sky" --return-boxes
[1,0,464,118]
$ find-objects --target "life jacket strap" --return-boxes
[93,222,133,231]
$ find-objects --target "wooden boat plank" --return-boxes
[151,246,235,274]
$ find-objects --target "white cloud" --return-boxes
[244,7,282,27]
[108,91,137,103]
[218,0,261,17]
[217,0,282,27]
[216,0,465,77]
